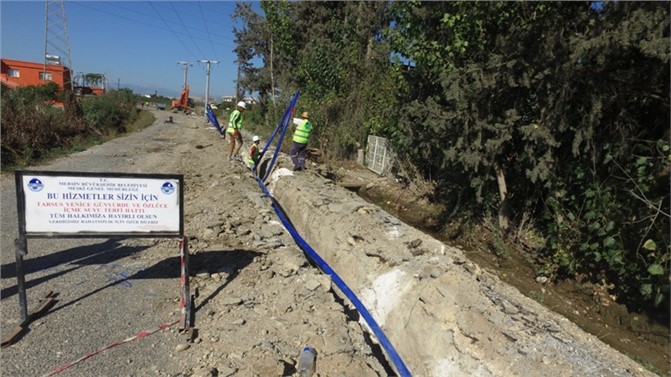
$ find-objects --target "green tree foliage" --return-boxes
[82,73,105,87]
[80,89,138,133]
[232,2,268,105]
[231,1,669,310]
[1,83,62,164]
[387,1,670,309]
[262,0,295,108]
[234,1,400,158]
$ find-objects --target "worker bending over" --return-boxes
[247,135,261,173]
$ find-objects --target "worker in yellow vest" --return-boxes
[291,111,313,171]
[227,101,246,161]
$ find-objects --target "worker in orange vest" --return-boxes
[247,135,261,173]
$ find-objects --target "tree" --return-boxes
[387,1,670,308]
[82,73,105,88]
[234,1,400,158]
[232,3,267,105]
[261,0,295,118]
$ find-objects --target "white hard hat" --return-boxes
[237,101,246,109]
[252,135,260,142]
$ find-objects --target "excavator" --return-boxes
[171,85,194,112]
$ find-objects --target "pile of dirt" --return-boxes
[269,163,659,377]
[325,160,670,376]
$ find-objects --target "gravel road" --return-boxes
[1,111,195,377]
[1,110,388,377]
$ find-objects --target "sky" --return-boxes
[1,1,256,100]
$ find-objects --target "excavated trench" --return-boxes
[331,290,398,376]
[267,167,658,377]
[355,180,670,376]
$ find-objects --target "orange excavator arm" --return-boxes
[171,85,191,110]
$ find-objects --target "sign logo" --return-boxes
[161,181,175,195]
[27,178,44,192]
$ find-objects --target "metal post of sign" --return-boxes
[14,236,28,322]
[181,238,190,329]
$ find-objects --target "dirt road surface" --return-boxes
[0,110,658,377]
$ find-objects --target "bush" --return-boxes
[1,86,141,168]
[1,85,58,165]
[80,89,138,133]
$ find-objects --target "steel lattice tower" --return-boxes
[44,0,72,90]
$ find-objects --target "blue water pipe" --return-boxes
[254,177,412,377]
[258,91,299,158]
[253,93,412,376]
[259,91,300,181]
[205,104,224,135]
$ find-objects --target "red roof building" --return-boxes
[1,58,72,90]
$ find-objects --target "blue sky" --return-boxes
[1,1,255,100]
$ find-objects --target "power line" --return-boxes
[63,1,241,97]
[148,2,199,62]
[69,2,235,49]
[108,1,234,43]
[198,1,219,60]
[169,1,206,59]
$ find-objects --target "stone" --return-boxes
[305,278,322,291]
[222,297,243,306]
[196,271,211,279]
[175,343,191,352]
[191,366,216,377]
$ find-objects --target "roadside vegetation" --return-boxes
[1,83,153,170]
[231,1,670,322]
[1,2,667,368]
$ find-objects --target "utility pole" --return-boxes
[198,59,219,121]
[177,61,192,89]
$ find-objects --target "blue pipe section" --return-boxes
[259,91,300,181]
[254,177,412,377]
[213,95,411,374]
[254,92,411,375]
[258,92,297,157]
[205,104,224,135]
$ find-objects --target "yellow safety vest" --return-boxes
[248,143,260,165]
[293,119,313,144]
[227,110,242,134]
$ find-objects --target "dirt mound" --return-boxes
[269,165,658,377]
[324,160,670,376]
